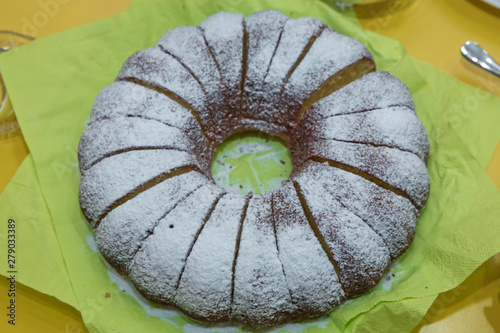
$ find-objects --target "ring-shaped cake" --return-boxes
[78,10,430,328]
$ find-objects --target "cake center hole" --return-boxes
[211,131,292,194]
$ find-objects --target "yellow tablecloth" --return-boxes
[1,0,499,332]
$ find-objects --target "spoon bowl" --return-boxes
[461,41,500,78]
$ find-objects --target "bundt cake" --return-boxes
[78,10,430,328]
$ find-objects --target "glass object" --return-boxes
[334,0,414,13]
[0,30,34,135]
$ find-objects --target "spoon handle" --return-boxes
[461,41,500,78]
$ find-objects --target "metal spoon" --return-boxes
[461,41,500,78]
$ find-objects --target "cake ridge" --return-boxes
[78,116,205,171]
[272,182,346,316]
[231,193,293,326]
[304,71,415,121]
[302,161,416,260]
[116,48,211,126]
[117,77,210,141]
[308,105,429,161]
[128,184,224,303]
[87,80,208,146]
[276,28,376,127]
[129,185,208,263]
[173,193,248,322]
[95,171,209,275]
[297,139,429,209]
[240,11,288,130]
[156,25,226,141]
[295,177,390,297]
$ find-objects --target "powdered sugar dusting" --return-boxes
[157,26,224,137]
[79,150,200,226]
[198,12,244,126]
[279,29,372,119]
[232,193,293,327]
[273,182,345,315]
[128,184,224,304]
[116,48,213,132]
[295,176,390,297]
[175,193,247,322]
[300,161,417,260]
[96,171,209,274]
[87,236,184,325]
[257,17,326,124]
[241,10,288,121]
[299,71,415,125]
[293,139,430,208]
[78,117,199,170]
[88,81,204,143]
[299,106,429,161]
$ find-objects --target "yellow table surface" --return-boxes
[1,0,499,332]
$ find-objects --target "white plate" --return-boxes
[483,0,500,9]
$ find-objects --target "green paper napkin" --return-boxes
[1,0,500,332]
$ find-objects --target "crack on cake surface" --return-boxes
[270,193,295,306]
[275,25,326,118]
[229,195,251,317]
[315,137,422,161]
[174,192,227,292]
[238,19,249,123]
[241,24,327,130]
[198,26,224,81]
[309,156,421,209]
[314,105,411,120]
[91,114,192,139]
[157,44,210,97]
[293,57,376,124]
[157,44,221,137]
[117,77,210,142]
[127,183,206,270]
[292,181,345,290]
[321,183,392,257]
[259,20,287,96]
[95,166,203,228]
[85,146,193,170]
